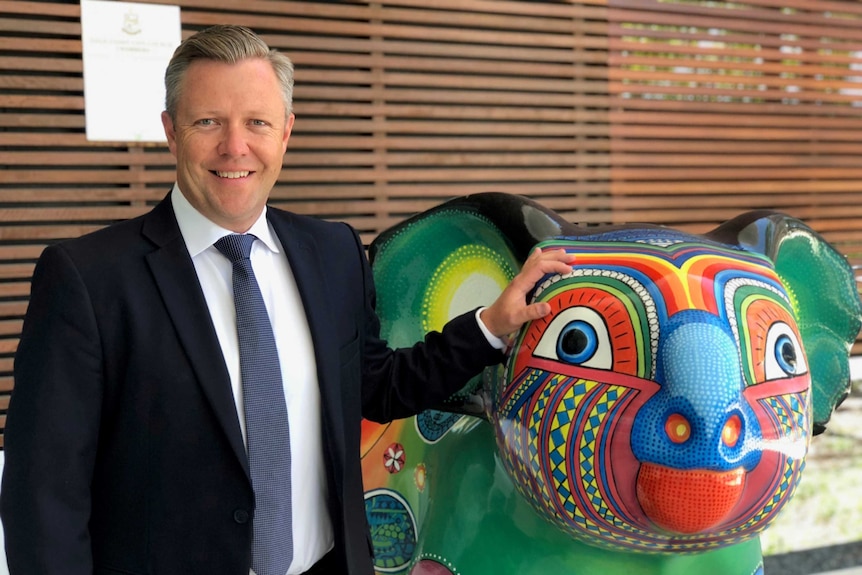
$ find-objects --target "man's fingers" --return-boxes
[481,247,575,338]
[513,248,575,289]
[523,301,552,322]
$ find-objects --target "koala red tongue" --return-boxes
[636,463,746,534]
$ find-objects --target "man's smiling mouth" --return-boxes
[213,171,251,179]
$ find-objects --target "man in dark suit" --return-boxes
[0,25,573,575]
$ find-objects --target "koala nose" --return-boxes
[636,462,745,534]
[634,409,749,534]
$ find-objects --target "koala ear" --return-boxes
[369,193,567,411]
[372,194,515,346]
[710,210,862,432]
[369,193,567,345]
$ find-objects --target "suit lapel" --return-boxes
[267,211,346,445]
[142,197,250,479]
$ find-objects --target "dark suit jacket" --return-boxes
[1,194,502,574]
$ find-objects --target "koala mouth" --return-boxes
[636,462,745,534]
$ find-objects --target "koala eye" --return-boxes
[724,277,809,387]
[764,322,807,380]
[534,307,612,369]
[557,320,598,364]
[775,335,796,371]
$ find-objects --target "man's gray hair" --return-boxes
[164,25,294,119]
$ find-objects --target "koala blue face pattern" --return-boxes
[495,234,810,552]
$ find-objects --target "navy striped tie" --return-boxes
[215,234,293,575]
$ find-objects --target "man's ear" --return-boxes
[282,113,295,153]
[160,111,178,156]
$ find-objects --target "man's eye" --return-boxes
[196,119,215,126]
[251,119,267,126]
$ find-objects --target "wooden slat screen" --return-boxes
[606,0,862,356]
[1,0,861,444]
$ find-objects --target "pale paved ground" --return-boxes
[763,358,862,575]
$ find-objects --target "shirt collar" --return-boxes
[170,183,282,257]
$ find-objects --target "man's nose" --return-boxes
[218,124,249,156]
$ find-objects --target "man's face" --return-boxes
[161,58,294,233]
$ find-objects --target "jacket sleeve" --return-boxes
[1,244,102,574]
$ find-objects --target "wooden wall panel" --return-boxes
[605,0,862,356]
[1,0,861,445]
[607,1,862,243]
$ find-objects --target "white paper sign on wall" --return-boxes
[80,0,181,142]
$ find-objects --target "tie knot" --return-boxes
[215,234,256,263]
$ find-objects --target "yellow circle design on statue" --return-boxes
[421,245,515,333]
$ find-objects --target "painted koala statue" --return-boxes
[360,193,862,575]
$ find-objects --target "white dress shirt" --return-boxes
[171,186,333,575]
